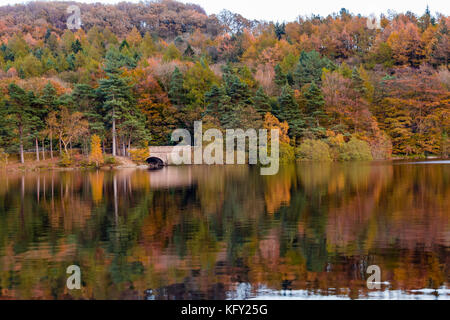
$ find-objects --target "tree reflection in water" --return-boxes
[0,162,448,299]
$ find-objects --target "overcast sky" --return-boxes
[0,0,448,22]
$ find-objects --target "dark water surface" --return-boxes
[0,161,448,300]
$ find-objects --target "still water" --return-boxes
[0,161,448,300]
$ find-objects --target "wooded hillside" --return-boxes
[0,1,448,163]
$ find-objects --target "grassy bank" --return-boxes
[0,155,146,172]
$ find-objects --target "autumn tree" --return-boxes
[89,134,103,167]
[132,68,178,145]
[183,59,218,108]
[387,22,424,67]
[51,107,89,157]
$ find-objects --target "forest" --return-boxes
[0,0,448,165]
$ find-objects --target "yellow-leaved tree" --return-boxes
[263,112,294,162]
[89,135,103,168]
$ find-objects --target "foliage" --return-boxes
[263,112,290,144]
[58,153,73,167]
[276,85,304,141]
[129,147,150,164]
[296,139,332,161]
[303,81,326,138]
[89,134,104,167]
[294,50,334,88]
[443,134,450,158]
[337,137,373,161]
[0,148,8,166]
[279,142,295,163]
[168,67,187,106]
[0,2,447,161]
[47,107,89,156]
[104,156,117,165]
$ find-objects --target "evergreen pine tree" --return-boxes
[41,81,57,112]
[6,83,34,163]
[294,50,335,88]
[73,84,104,137]
[97,48,135,156]
[71,39,83,54]
[351,67,367,96]
[223,74,252,105]
[204,84,235,128]
[278,85,304,141]
[204,85,225,120]
[274,22,286,40]
[184,43,195,57]
[28,91,46,161]
[168,67,187,107]
[0,96,12,151]
[274,64,287,89]
[119,39,129,50]
[253,87,271,116]
[303,81,326,137]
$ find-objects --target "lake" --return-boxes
[0,161,448,300]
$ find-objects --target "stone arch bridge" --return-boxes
[146,146,191,168]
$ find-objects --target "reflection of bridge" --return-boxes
[113,167,194,189]
[148,166,193,189]
[146,146,191,167]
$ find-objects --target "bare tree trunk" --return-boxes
[35,138,40,162]
[42,138,45,160]
[112,107,117,157]
[50,134,53,159]
[19,125,24,164]
[122,141,126,157]
[59,137,62,155]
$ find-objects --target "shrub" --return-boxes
[326,133,346,161]
[280,142,295,163]
[338,137,373,161]
[80,159,96,168]
[129,148,150,163]
[296,139,332,161]
[104,156,117,165]
[259,142,294,164]
[58,153,73,167]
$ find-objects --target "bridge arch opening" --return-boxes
[146,157,165,169]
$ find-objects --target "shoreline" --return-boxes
[2,156,448,173]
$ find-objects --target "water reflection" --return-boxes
[0,162,448,300]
